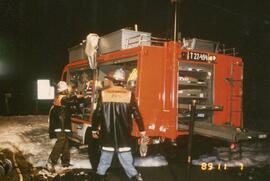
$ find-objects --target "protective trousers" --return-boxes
[49,132,70,165]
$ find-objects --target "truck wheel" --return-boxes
[85,128,100,171]
[158,137,189,163]
[159,140,179,162]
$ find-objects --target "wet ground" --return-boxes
[0,115,269,181]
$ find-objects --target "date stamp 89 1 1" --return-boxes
[200,162,244,171]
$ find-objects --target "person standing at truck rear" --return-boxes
[92,68,147,181]
[47,81,79,172]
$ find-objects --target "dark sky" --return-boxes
[0,0,270,127]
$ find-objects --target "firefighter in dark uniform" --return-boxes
[92,68,147,181]
[47,81,78,171]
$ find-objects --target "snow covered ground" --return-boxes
[0,115,269,180]
[1,116,269,170]
[0,115,91,170]
[134,154,168,167]
[192,141,270,169]
[0,115,168,170]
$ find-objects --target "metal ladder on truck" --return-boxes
[226,62,243,127]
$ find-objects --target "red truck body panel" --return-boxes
[62,41,243,140]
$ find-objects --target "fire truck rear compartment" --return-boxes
[177,62,267,143]
[178,62,214,124]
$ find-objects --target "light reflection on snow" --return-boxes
[134,154,168,167]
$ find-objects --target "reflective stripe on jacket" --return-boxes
[48,94,76,138]
[92,85,145,150]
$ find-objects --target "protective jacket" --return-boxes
[92,85,145,150]
[49,94,77,139]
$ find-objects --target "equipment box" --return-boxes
[98,29,151,54]
[68,43,87,63]
[68,29,151,63]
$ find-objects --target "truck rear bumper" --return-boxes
[178,121,268,143]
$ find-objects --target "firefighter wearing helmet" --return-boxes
[47,81,81,172]
[92,68,147,181]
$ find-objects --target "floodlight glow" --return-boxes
[37,79,55,100]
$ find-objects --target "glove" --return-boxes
[92,130,99,139]
[139,132,149,157]
[65,132,72,138]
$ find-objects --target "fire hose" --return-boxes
[12,152,23,181]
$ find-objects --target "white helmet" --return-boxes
[57,81,68,93]
[113,68,126,81]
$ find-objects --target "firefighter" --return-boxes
[92,68,147,181]
[47,81,79,172]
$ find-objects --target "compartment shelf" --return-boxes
[178,104,223,111]
[179,81,207,87]
[178,89,206,99]
[179,112,207,118]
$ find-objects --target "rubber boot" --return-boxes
[130,173,143,181]
[95,173,105,181]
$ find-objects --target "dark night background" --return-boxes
[0,0,270,131]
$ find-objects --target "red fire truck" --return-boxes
[58,29,267,156]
